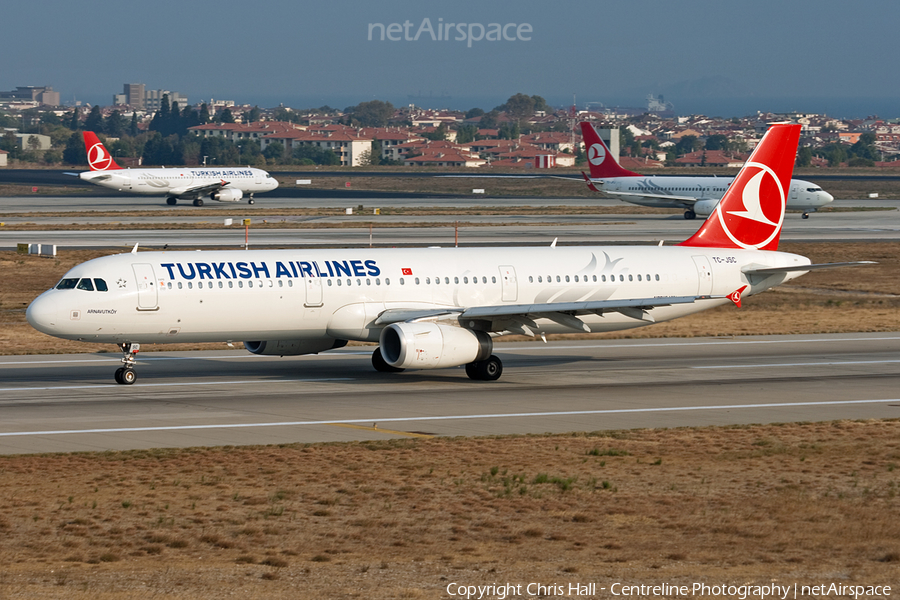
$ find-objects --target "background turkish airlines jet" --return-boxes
[29,124,870,385]
[579,122,833,220]
[76,132,278,206]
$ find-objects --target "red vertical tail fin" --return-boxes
[678,123,801,251]
[579,121,640,178]
[82,131,122,171]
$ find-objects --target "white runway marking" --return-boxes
[0,398,896,438]
[507,336,900,352]
[694,359,900,369]
[0,378,352,393]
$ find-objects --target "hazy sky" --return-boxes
[5,0,899,116]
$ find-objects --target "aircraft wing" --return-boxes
[375,294,717,333]
[170,180,230,197]
[604,189,699,204]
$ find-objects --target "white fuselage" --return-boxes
[596,176,833,215]
[27,245,810,347]
[79,167,278,199]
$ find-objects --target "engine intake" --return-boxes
[380,323,492,369]
[211,188,243,202]
[693,198,719,216]
[244,338,347,356]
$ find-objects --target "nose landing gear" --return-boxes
[114,342,140,385]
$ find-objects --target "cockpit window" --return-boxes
[94,278,108,292]
[807,187,822,192]
[76,278,95,291]
[56,278,79,290]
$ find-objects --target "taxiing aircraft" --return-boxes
[74,131,278,206]
[579,122,833,220]
[29,124,869,385]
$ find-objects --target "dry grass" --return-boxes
[2,242,897,355]
[0,421,897,598]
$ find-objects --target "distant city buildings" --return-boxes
[0,86,59,106]
[113,83,188,110]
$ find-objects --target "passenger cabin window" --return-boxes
[76,278,94,291]
[56,278,79,290]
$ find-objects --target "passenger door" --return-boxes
[132,263,158,310]
[499,265,518,302]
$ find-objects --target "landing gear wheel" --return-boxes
[372,347,404,373]
[684,210,697,220]
[466,355,503,381]
[166,197,177,206]
[802,212,810,219]
[116,342,140,385]
[193,198,204,207]
[248,198,255,205]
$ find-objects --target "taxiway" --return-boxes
[1,333,898,454]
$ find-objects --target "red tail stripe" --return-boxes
[82,131,122,171]
[679,124,801,252]
[578,122,640,178]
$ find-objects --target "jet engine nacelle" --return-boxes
[243,337,347,356]
[693,198,720,216]
[211,188,244,202]
[379,322,492,369]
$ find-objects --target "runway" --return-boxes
[1,333,898,455]
[3,211,900,249]
[2,193,899,212]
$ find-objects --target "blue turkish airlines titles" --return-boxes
[160,260,382,281]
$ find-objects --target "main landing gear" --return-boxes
[684,209,697,220]
[166,197,177,206]
[193,198,204,207]
[802,212,810,219]
[114,342,140,385]
[465,355,503,381]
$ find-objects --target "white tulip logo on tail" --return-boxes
[88,143,114,171]
[588,143,606,166]
[715,162,785,250]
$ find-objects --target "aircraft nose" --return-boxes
[26,293,59,333]
[821,191,834,205]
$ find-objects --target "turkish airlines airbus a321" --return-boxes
[29,124,869,385]
[579,121,833,220]
[74,132,279,206]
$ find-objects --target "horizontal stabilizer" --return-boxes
[743,261,876,275]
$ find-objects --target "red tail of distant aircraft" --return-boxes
[83,131,122,171]
[579,121,639,178]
